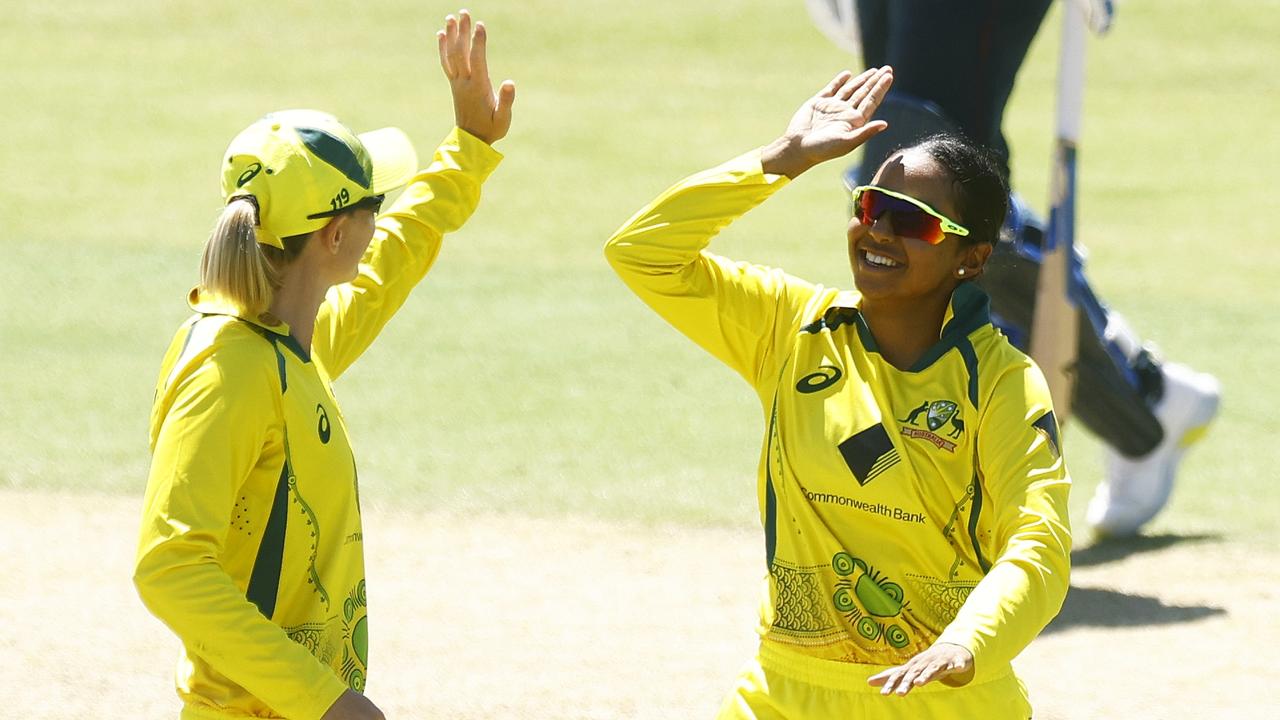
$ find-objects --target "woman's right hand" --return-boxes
[321,689,386,720]
[761,66,894,179]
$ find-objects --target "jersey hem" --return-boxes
[758,639,1015,693]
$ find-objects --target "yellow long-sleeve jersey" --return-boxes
[605,150,1070,678]
[135,128,502,720]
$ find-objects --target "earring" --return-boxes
[957,268,967,277]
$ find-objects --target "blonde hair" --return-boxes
[198,198,305,316]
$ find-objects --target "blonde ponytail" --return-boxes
[199,198,305,317]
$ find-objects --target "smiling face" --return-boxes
[847,148,989,306]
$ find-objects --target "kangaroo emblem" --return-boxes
[899,401,930,426]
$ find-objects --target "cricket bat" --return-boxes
[1029,0,1113,422]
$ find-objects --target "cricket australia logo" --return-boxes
[898,399,964,452]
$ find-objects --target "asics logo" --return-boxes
[316,404,331,444]
[236,162,263,187]
[796,365,843,394]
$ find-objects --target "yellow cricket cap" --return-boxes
[220,109,419,248]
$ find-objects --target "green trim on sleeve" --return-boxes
[958,338,981,409]
[967,474,991,574]
[764,394,781,569]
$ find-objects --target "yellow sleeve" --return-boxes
[936,361,1072,671]
[134,349,348,719]
[313,127,504,379]
[603,149,817,388]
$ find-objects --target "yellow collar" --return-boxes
[186,287,292,337]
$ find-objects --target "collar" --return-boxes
[809,283,992,372]
[906,281,991,371]
[187,287,311,362]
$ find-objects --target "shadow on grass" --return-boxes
[1044,585,1225,634]
[1070,532,1222,568]
[1042,533,1228,633]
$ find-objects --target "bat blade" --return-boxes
[1029,0,1090,422]
[1031,140,1081,422]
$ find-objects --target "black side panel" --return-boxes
[246,464,291,619]
[1032,410,1062,460]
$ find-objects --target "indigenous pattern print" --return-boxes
[770,561,840,639]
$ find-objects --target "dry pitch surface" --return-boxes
[2,489,1276,719]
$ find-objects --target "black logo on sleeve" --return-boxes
[796,365,844,394]
[1032,410,1061,459]
[316,404,331,444]
[838,424,900,486]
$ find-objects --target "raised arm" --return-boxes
[604,69,892,388]
[603,150,809,387]
[314,10,514,379]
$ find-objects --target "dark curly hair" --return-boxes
[893,133,1009,247]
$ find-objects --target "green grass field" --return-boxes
[3,0,1278,539]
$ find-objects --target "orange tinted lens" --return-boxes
[856,187,876,225]
[857,188,947,244]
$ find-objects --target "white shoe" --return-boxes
[1086,362,1221,537]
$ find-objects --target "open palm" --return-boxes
[782,67,894,170]
[438,9,516,145]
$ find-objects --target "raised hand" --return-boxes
[437,9,516,145]
[761,66,894,179]
[866,641,975,697]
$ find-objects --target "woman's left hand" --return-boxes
[437,9,516,145]
[866,641,975,696]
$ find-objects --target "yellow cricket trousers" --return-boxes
[716,641,1033,720]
